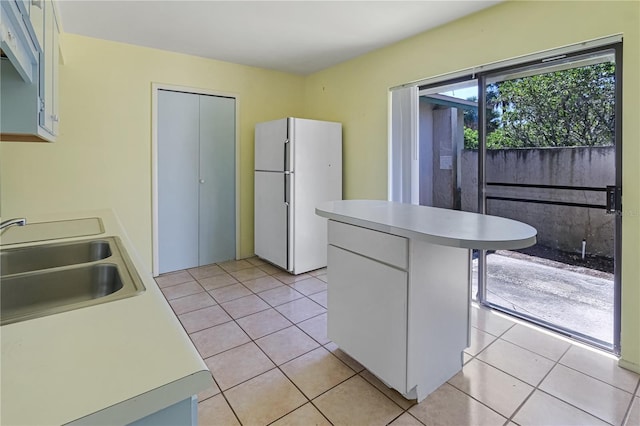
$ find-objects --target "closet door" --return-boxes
[199,95,236,265]
[158,90,200,273]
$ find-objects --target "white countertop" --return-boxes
[1,210,213,425]
[316,200,537,250]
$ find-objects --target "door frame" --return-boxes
[475,43,622,353]
[389,35,623,353]
[151,83,240,277]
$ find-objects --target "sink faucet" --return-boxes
[0,218,27,231]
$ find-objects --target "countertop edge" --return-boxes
[67,371,212,425]
[316,201,537,250]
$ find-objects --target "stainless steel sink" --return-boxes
[0,239,112,276]
[2,264,123,319]
[0,237,145,325]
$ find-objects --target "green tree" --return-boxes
[463,93,500,133]
[463,97,478,131]
[464,127,478,149]
[464,127,521,150]
[463,93,503,149]
[488,62,615,148]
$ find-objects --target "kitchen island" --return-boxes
[316,200,537,402]
[0,210,213,425]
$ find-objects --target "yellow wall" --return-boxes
[1,0,638,369]
[303,0,640,371]
[0,34,305,268]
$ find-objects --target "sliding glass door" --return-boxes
[476,46,622,352]
[393,42,623,352]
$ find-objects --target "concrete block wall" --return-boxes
[461,146,615,256]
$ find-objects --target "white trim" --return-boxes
[152,85,158,277]
[410,88,419,205]
[388,91,393,201]
[392,34,622,90]
[151,83,240,277]
[388,86,419,204]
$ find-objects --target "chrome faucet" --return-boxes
[0,218,27,231]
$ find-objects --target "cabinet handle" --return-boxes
[6,30,16,47]
[51,115,59,122]
[31,0,43,9]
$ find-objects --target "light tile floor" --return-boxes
[156,258,640,426]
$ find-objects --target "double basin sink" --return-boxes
[1,237,145,325]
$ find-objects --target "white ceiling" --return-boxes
[57,1,502,75]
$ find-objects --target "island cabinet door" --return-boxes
[327,245,408,392]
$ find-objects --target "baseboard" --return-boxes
[618,358,640,374]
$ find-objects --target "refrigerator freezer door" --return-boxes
[254,170,290,270]
[255,118,290,172]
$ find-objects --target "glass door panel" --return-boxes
[477,49,620,351]
[418,80,481,298]
[418,80,478,212]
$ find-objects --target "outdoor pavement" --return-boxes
[471,251,614,345]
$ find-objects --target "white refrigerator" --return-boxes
[254,117,342,274]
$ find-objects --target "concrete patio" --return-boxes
[472,251,614,346]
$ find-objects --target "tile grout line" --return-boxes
[503,343,621,425]
[156,260,332,425]
[260,357,338,426]
[154,278,198,289]
[444,375,511,423]
[171,262,625,425]
[494,324,568,364]
[182,288,328,357]
[216,375,245,426]
[202,295,624,426]
[190,324,244,426]
[165,295,217,317]
[492,322,637,423]
[230,317,328,425]
[461,321,514,366]
[503,342,573,424]
[413,317,516,423]
[620,378,640,426]
[386,411,411,425]
[185,260,326,425]
[354,370,420,422]
[207,300,401,425]
[446,322,532,423]
[556,356,640,395]
[204,297,492,423]
[200,296,328,385]
[476,320,615,423]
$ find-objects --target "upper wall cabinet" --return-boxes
[41,0,59,137]
[29,0,45,56]
[0,0,40,83]
[1,0,60,142]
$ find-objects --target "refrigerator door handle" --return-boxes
[284,138,290,172]
[285,172,293,272]
[284,172,291,204]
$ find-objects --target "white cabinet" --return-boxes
[326,220,471,401]
[0,0,59,142]
[15,0,30,15]
[41,0,59,135]
[318,200,536,401]
[0,0,39,83]
[29,0,44,50]
[328,245,408,390]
